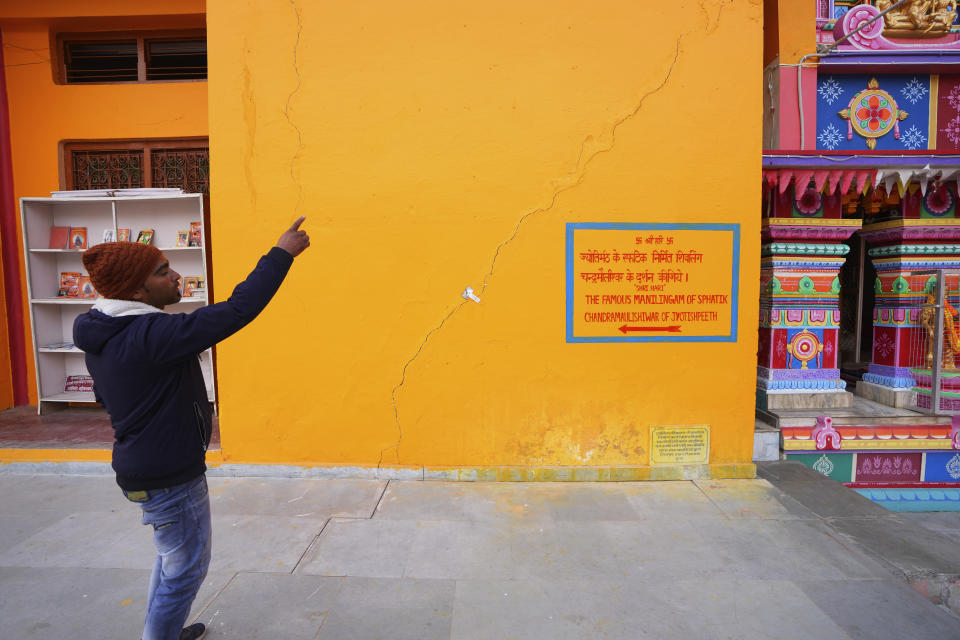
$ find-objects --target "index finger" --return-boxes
[289,216,306,231]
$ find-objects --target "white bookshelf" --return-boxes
[20,192,216,415]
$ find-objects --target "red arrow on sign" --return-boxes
[619,325,682,334]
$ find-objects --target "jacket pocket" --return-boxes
[193,402,208,452]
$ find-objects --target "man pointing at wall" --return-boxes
[73,217,310,640]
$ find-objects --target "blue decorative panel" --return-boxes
[923,451,960,482]
[816,74,931,151]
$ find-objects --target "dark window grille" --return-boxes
[64,41,138,83]
[61,33,206,84]
[70,150,144,190]
[151,148,210,194]
[147,39,207,80]
[65,141,209,194]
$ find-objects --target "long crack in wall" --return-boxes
[285,0,305,216]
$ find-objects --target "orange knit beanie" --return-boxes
[82,242,163,300]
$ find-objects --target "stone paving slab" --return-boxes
[797,578,960,640]
[196,572,341,639]
[693,477,818,519]
[0,566,231,638]
[209,477,385,518]
[317,577,455,640]
[903,512,960,545]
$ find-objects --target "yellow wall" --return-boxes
[208,0,763,475]
[0,3,208,404]
[777,0,816,64]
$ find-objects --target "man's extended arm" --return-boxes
[132,217,310,363]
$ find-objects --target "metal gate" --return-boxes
[903,269,960,415]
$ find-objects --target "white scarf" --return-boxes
[92,298,161,317]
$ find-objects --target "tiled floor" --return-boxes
[0,405,220,449]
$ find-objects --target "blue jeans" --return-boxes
[125,475,212,640]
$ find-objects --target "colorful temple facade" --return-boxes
[763,0,960,509]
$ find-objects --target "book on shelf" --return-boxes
[189,221,202,247]
[181,276,204,297]
[48,226,69,249]
[69,227,87,250]
[58,271,81,297]
[117,228,131,242]
[78,275,97,298]
[64,374,94,393]
[44,342,76,350]
[136,229,154,245]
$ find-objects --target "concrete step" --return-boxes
[759,461,960,616]
[753,419,780,462]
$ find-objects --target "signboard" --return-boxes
[565,223,739,342]
[650,425,710,465]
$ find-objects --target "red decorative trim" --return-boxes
[0,32,28,406]
[782,424,951,441]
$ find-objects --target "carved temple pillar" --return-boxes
[757,183,861,411]
[860,189,960,408]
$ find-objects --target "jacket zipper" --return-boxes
[193,402,208,452]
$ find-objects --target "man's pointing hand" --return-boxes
[277,216,310,257]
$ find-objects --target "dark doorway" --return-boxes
[839,232,875,380]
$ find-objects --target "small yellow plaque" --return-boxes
[650,425,710,465]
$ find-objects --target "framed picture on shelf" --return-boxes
[69,227,87,249]
[189,221,202,247]
[136,229,154,245]
[176,230,189,247]
[181,276,201,297]
[58,271,81,297]
[117,228,131,242]
[78,275,97,298]
[102,229,115,242]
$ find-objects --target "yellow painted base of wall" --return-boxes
[0,449,224,464]
[1,449,755,480]
[425,463,756,481]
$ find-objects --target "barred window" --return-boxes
[59,32,206,84]
[63,140,209,194]
[63,41,138,83]
[69,150,144,189]
[146,39,207,81]
[151,148,209,193]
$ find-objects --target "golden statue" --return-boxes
[876,0,958,37]
[920,290,960,370]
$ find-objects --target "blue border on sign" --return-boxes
[565,222,740,343]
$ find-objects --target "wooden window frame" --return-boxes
[60,137,209,191]
[56,30,207,85]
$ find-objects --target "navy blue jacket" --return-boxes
[73,247,293,490]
